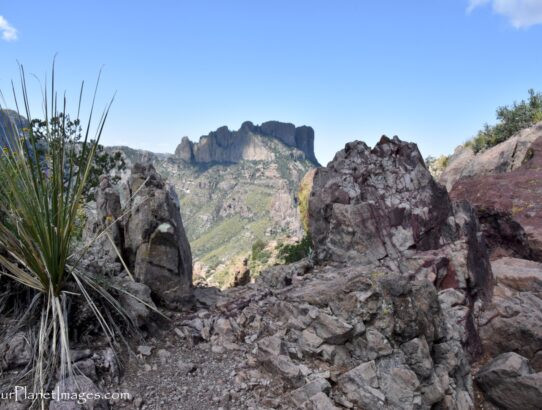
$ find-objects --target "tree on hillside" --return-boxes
[467,89,542,153]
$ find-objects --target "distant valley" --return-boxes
[110,120,318,286]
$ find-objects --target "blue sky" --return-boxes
[1,0,542,165]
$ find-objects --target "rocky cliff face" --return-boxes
[110,121,317,286]
[174,121,319,166]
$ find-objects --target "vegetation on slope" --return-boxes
[467,89,542,153]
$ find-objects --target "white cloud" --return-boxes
[467,0,490,13]
[467,0,542,28]
[0,16,17,41]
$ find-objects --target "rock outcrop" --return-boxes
[123,163,193,307]
[309,137,493,358]
[174,121,319,165]
[87,163,193,309]
[439,121,542,191]
[438,122,542,261]
[435,123,542,409]
[154,262,475,409]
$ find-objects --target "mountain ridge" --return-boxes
[174,120,320,166]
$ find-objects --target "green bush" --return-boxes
[277,234,313,264]
[25,116,126,201]
[466,89,542,153]
[251,239,270,263]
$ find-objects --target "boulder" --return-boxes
[303,392,338,410]
[123,163,193,307]
[337,361,386,409]
[113,276,157,328]
[258,258,313,289]
[491,257,542,292]
[308,136,493,357]
[308,137,492,297]
[478,257,542,365]
[475,352,542,410]
[309,137,456,265]
[287,378,331,408]
[229,258,251,288]
[0,332,31,370]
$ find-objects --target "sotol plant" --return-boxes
[0,64,146,406]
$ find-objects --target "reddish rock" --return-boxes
[450,135,542,261]
[441,121,542,190]
[308,136,494,359]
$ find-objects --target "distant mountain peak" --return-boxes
[174,121,319,166]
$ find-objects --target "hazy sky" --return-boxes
[1,0,542,165]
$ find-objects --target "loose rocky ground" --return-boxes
[117,331,253,409]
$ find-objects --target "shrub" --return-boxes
[466,89,542,153]
[23,116,126,201]
[251,239,270,263]
[0,64,145,403]
[277,234,313,264]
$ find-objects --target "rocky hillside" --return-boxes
[114,136,498,409]
[110,121,318,286]
[440,121,542,260]
[4,134,541,409]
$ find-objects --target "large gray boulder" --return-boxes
[123,163,193,307]
[309,136,484,270]
[475,352,542,410]
[478,257,542,368]
[308,136,493,357]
